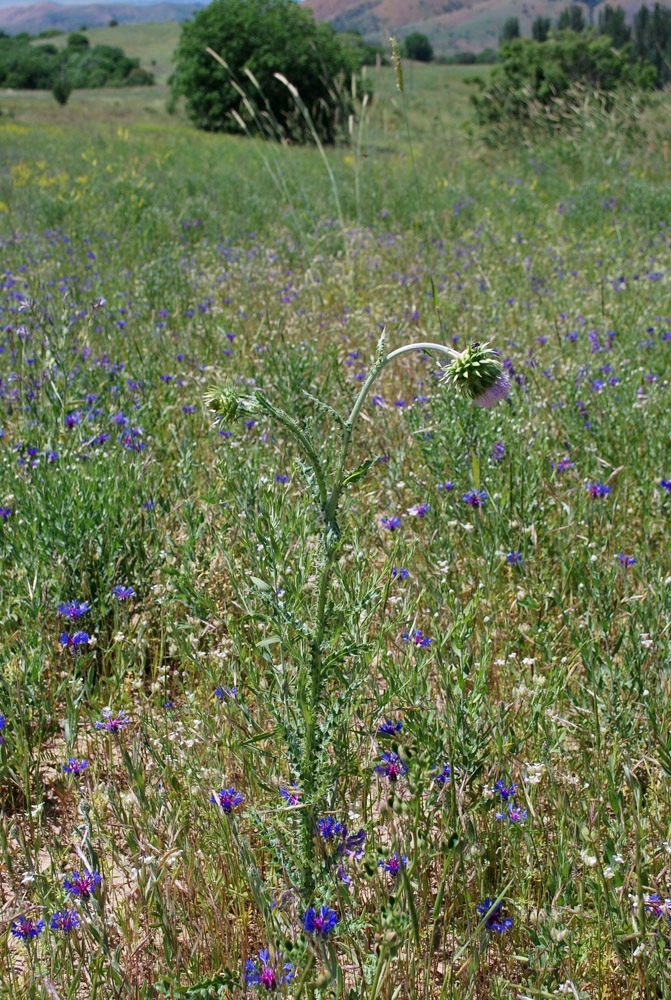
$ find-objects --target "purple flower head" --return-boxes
[49,909,80,933]
[494,780,517,801]
[506,552,523,565]
[316,816,345,840]
[551,457,575,473]
[63,870,102,899]
[0,507,11,521]
[586,482,611,498]
[462,489,487,507]
[337,864,352,885]
[379,852,408,877]
[377,719,403,736]
[375,751,407,782]
[496,803,527,824]
[402,629,432,647]
[245,949,293,991]
[211,787,243,814]
[660,479,671,492]
[438,481,455,492]
[301,905,339,937]
[62,757,88,776]
[66,411,82,429]
[112,585,135,601]
[214,685,236,700]
[58,601,90,619]
[275,474,290,484]
[616,554,635,567]
[279,786,301,806]
[0,712,5,745]
[11,915,45,940]
[392,567,409,579]
[433,764,452,785]
[338,828,366,860]
[59,631,90,650]
[95,707,130,732]
[490,442,505,464]
[407,503,430,518]
[476,897,513,933]
[381,515,402,531]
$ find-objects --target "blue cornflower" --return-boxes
[49,909,80,933]
[95,708,130,732]
[462,489,487,507]
[374,752,407,782]
[59,631,90,650]
[495,803,527,824]
[214,685,236,700]
[433,764,452,785]
[63,870,102,899]
[11,915,45,939]
[551,457,575,473]
[0,507,11,521]
[392,567,409,579]
[316,816,345,840]
[377,719,403,736]
[379,852,408,877]
[660,479,671,492]
[616,554,635,566]
[490,442,505,463]
[62,758,88,776]
[58,600,90,619]
[407,503,430,517]
[279,786,301,806]
[381,515,402,530]
[0,712,5,744]
[245,949,293,990]
[274,475,290,484]
[402,629,432,647]
[112,585,135,601]
[476,897,513,933]
[211,787,243,813]
[494,780,517,800]
[585,482,610,497]
[338,828,366,860]
[506,552,523,565]
[438,481,455,492]
[301,905,339,937]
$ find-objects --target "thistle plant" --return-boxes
[205,334,509,898]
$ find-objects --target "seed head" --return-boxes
[204,383,258,422]
[441,342,509,408]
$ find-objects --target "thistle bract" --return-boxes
[441,342,509,408]
[204,383,259,422]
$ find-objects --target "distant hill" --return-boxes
[0,1,201,34]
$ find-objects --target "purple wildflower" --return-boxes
[11,915,45,939]
[392,567,409,579]
[496,803,527,824]
[473,373,511,409]
[407,503,430,517]
[476,897,513,933]
[377,719,403,736]
[49,909,80,933]
[585,482,611,498]
[438,481,455,492]
[316,816,345,840]
[112,585,135,601]
[379,852,408,877]
[490,442,505,464]
[58,601,90,619]
[62,758,88,776]
[63,870,102,899]
[279,786,301,806]
[660,479,671,492]
[506,552,523,565]
[374,752,407,782]
[274,475,290,484]
[381,515,402,530]
[95,708,130,732]
[616,554,635,567]
[214,685,236,700]
[211,787,243,813]
[0,712,5,745]
[301,905,339,937]
[245,949,293,991]
[551,458,575,473]
[338,828,366,860]
[402,629,432,647]
[0,507,11,521]
[462,489,487,507]
[59,631,90,650]
[433,764,452,785]
[494,780,517,800]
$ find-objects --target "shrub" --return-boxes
[500,17,520,42]
[402,32,434,62]
[171,0,360,143]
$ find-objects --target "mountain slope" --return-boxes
[0,2,201,34]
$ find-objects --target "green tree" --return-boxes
[500,17,521,42]
[532,16,551,41]
[557,5,586,31]
[402,32,434,62]
[597,5,631,47]
[66,32,89,51]
[171,0,359,143]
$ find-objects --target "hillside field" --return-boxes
[2,44,671,1000]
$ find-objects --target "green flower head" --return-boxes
[203,383,259,422]
[441,342,510,408]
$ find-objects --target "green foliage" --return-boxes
[632,2,671,85]
[0,32,154,90]
[473,34,655,135]
[557,4,586,32]
[171,0,360,143]
[597,4,631,47]
[532,16,551,42]
[500,16,520,42]
[402,31,434,62]
[52,68,72,105]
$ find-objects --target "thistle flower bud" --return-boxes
[441,342,510,409]
[204,383,259,422]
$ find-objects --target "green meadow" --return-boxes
[2,36,671,1000]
